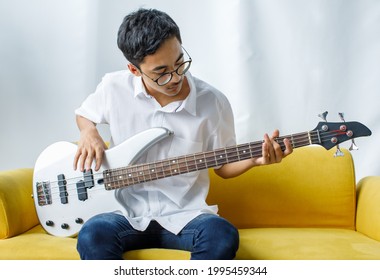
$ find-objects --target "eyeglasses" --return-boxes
[139,47,192,86]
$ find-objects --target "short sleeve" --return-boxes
[207,93,237,152]
[75,78,108,124]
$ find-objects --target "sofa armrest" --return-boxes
[0,168,39,239]
[356,176,380,241]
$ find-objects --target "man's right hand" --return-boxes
[73,116,107,172]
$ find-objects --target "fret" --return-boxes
[161,160,173,177]
[316,130,322,144]
[303,133,311,146]
[292,133,308,148]
[152,161,162,180]
[236,146,241,161]
[106,169,120,190]
[292,136,300,148]
[237,143,252,161]
[307,131,312,145]
[194,153,207,170]
[135,165,145,183]
[112,169,122,189]
[146,163,158,181]
[248,142,254,158]
[169,158,181,176]
[116,169,126,188]
[214,149,228,166]
[225,146,239,163]
[143,164,154,182]
[125,167,135,186]
[213,150,218,167]
[250,142,262,158]
[177,157,189,174]
[184,154,197,173]
[204,151,217,168]
[128,166,140,185]
[290,134,295,149]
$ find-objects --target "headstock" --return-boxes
[312,111,371,155]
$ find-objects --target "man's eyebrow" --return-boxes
[151,53,184,72]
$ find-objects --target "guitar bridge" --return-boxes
[36,181,52,206]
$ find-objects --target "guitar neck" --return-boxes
[103,130,319,190]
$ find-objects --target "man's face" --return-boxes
[134,37,187,98]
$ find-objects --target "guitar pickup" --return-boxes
[76,180,87,201]
[57,174,68,204]
[83,169,94,189]
[76,170,95,202]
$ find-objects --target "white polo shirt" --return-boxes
[75,70,236,234]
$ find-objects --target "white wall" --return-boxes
[0,0,98,168]
[1,0,379,181]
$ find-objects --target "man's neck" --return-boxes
[148,78,190,107]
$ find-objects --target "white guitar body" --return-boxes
[33,128,172,237]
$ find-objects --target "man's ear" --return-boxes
[127,63,141,76]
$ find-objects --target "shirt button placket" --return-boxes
[152,110,165,128]
[148,191,160,217]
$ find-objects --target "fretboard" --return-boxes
[103,130,320,190]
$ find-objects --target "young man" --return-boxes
[74,8,292,260]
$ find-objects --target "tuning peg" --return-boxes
[338,112,359,151]
[318,111,328,122]
[349,139,359,151]
[334,145,345,157]
[338,112,345,122]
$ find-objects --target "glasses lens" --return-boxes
[176,61,191,75]
[157,74,172,86]
[156,60,192,86]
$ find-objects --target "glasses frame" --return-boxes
[138,46,192,86]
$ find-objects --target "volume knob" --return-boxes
[61,223,69,229]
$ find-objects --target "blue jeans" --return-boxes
[77,213,239,260]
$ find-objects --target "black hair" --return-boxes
[117,8,182,67]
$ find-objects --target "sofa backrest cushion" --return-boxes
[356,176,380,241]
[207,146,356,230]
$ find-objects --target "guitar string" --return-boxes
[37,129,345,202]
[88,129,348,188]
[36,129,348,202]
[38,129,344,204]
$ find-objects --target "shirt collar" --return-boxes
[134,76,150,98]
[133,73,197,116]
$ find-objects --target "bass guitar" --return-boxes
[33,117,371,237]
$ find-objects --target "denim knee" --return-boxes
[77,213,124,260]
[190,214,239,260]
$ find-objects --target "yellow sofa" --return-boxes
[1,145,380,259]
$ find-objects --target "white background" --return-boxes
[1,260,380,279]
[1,0,379,181]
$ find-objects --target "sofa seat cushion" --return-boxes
[0,225,80,260]
[124,249,190,260]
[3,226,380,260]
[0,225,191,260]
[237,228,380,260]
